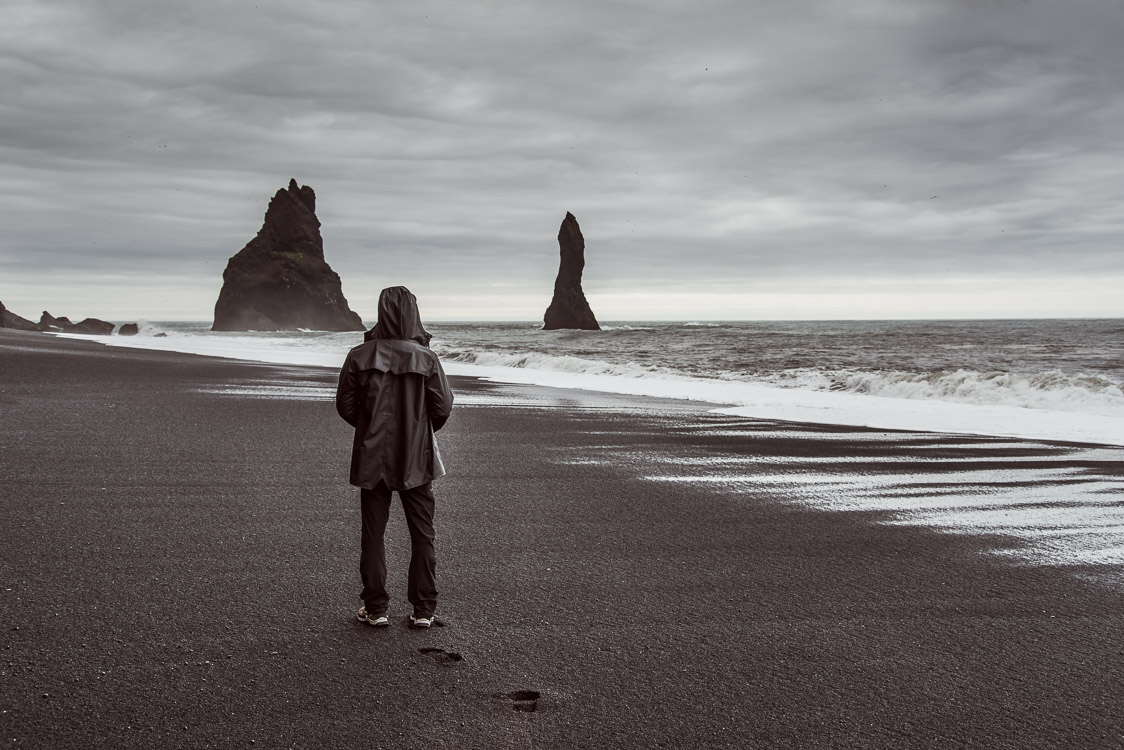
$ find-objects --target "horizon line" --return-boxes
[109,315,1124,325]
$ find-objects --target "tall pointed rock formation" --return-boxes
[543,212,600,330]
[212,179,365,332]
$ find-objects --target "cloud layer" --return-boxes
[3,0,1122,320]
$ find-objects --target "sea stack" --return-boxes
[212,179,365,332]
[543,212,600,331]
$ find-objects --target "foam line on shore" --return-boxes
[634,436,1124,575]
[452,362,1124,446]
[58,331,1124,446]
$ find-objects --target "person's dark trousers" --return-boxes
[360,480,438,618]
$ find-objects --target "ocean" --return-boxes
[67,318,1124,446]
[54,317,1124,575]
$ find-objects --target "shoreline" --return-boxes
[9,327,1124,571]
[45,325,1124,447]
[2,329,1122,748]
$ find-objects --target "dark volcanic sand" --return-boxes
[1,329,1122,749]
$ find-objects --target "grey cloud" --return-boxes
[2,0,1122,318]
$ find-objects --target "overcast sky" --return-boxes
[2,0,1122,322]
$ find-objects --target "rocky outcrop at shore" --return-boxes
[40,312,72,329]
[212,179,365,332]
[1,304,119,335]
[68,318,115,335]
[543,212,600,331]
[119,323,139,336]
[40,311,115,335]
[0,302,40,331]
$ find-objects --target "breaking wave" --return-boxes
[760,367,1124,417]
[437,347,672,379]
[72,320,1124,423]
[437,346,1124,417]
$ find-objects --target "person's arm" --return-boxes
[426,358,454,432]
[336,352,360,428]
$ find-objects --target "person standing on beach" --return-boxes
[336,286,454,629]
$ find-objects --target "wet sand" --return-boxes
[1,328,1122,749]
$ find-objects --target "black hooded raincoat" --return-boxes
[336,287,454,490]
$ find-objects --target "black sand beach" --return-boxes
[2,329,1122,749]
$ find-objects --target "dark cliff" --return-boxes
[0,302,40,331]
[212,179,364,332]
[543,212,600,331]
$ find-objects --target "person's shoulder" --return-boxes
[401,342,441,369]
[344,340,375,361]
[355,339,438,375]
[378,339,430,353]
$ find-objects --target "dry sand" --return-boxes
[1,328,1122,749]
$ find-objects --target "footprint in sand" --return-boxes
[505,690,540,713]
[418,646,464,664]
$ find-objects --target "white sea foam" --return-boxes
[638,438,1124,575]
[446,362,1124,446]
[198,383,335,400]
[771,367,1124,416]
[60,325,352,368]
[441,348,668,378]
[441,350,1124,417]
[61,322,1124,446]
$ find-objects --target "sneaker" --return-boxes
[409,614,435,629]
[357,606,389,628]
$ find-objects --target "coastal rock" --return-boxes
[40,312,72,330]
[118,323,139,336]
[67,318,115,336]
[212,179,365,332]
[37,311,113,335]
[543,212,600,330]
[0,302,40,331]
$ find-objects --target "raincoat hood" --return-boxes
[364,286,431,346]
